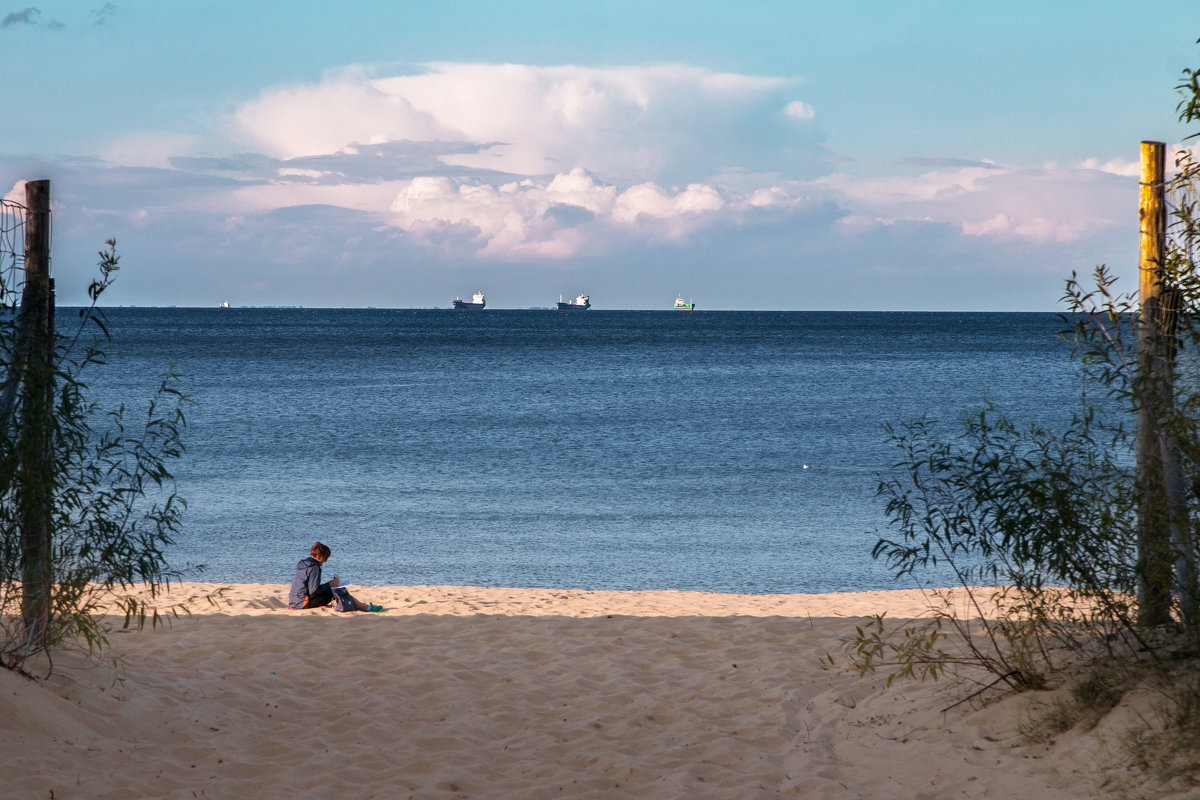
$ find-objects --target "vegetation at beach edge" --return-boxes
[0,239,198,677]
[836,47,1200,795]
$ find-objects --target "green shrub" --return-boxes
[0,239,193,676]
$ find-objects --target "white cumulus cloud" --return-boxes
[233,62,806,184]
[214,62,832,258]
[784,101,815,121]
[33,59,1153,285]
[386,168,783,259]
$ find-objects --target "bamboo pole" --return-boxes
[17,179,53,646]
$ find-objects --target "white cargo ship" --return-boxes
[452,291,486,310]
[557,293,591,310]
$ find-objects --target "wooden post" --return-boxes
[17,179,53,646]
[1135,142,1175,627]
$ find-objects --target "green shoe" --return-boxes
[368,603,383,612]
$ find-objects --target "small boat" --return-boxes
[453,291,486,310]
[557,293,591,310]
[673,295,695,311]
[218,300,230,310]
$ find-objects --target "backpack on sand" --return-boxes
[331,586,357,612]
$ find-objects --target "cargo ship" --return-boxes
[557,293,591,310]
[673,295,695,310]
[452,291,486,310]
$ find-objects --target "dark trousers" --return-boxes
[301,585,334,609]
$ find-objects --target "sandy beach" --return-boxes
[0,583,1161,799]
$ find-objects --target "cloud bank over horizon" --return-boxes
[0,60,1156,309]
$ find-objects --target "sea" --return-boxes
[85,308,1082,594]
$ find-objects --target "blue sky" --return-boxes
[1,1,1198,309]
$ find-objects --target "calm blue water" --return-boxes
[87,309,1079,593]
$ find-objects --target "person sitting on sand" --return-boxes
[288,541,381,612]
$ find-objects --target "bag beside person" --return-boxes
[333,587,355,614]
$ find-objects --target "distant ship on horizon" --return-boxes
[557,293,591,310]
[673,295,695,311]
[452,291,486,310]
[218,300,230,310]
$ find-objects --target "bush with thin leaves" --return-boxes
[842,49,1200,694]
[0,239,193,676]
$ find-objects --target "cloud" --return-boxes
[612,182,723,223]
[173,139,511,184]
[102,132,200,169]
[784,101,815,121]
[90,2,116,25]
[1077,156,1139,177]
[0,146,1133,310]
[820,164,999,204]
[3,179,24,204]
[201,62,838,259]
[543,203,594,227]
[821,163,1132,245]
[388,170,594,258]
[0,59,1158,309]
[1,6,62,28]
[89,62,818,260]
[2,6,38,26]
[378,167,831,259]
[232,62,818,185]
[1075,146,1200,179]
[232,67,454,161]
[899,157,997,169]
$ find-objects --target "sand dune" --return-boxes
[0,584,1157,799]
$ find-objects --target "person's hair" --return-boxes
[310,541,331,561]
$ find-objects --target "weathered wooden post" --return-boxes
[17,179,53,646]
[1136,142,1177,627]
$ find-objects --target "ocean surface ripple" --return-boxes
[92,308,1078,593]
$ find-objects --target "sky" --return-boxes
[1,1,1198,310]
